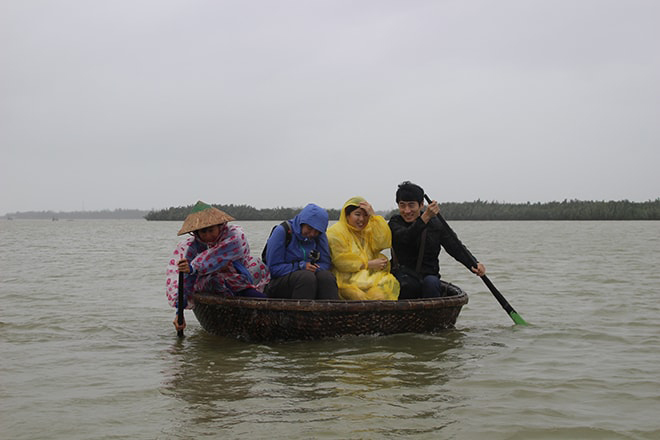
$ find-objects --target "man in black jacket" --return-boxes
[388,181,486,299]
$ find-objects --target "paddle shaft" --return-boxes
[423,195,527,325]
[176,271,185,337]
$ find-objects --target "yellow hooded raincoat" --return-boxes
[326,197,400,300]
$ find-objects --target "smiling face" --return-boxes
[347,207,369,230]
[398,200,423,223]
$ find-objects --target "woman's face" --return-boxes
[195,224,224,243]
[347,208,368,230]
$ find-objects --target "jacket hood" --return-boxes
[292,203,329,235]
[338,196,366,229]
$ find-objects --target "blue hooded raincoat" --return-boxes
[265,203,332,278]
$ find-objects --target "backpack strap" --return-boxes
[281,220,292,247]
[261,220,293,263]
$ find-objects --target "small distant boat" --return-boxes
[191,280,468,342]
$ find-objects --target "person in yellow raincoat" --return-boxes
[326,197,400,300]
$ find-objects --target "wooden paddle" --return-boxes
[424,195,528,325]
[176,270,185,337]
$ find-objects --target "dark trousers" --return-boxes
[267,270,339,300]
[396,272,447,299]
[421,275,444,298]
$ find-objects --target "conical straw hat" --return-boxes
[177,201,235,235]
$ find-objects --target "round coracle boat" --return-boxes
[191,280,468,342]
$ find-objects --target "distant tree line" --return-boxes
[5,199,659,221]
[144,204,343,221]
[426,199,660,221]
[144,199,660,221]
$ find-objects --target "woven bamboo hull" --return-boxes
[191,281,468,342]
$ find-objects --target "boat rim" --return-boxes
[191,289,468,312]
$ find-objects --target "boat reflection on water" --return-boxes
[160,330,469,437]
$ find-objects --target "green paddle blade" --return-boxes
[510,311,528,326]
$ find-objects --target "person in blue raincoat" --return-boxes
[264,203,339,300]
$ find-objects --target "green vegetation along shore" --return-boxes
[144,199,660,221]
[4,199,659,221]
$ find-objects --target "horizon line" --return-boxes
[3,197,660,217]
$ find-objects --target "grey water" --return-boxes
[1,219,659,439]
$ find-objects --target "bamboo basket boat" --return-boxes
[191,280,468,342]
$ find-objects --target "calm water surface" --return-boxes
[1,219,659,439]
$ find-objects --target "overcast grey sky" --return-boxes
[1,0,659,215]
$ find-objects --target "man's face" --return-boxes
[398,200,422,223]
